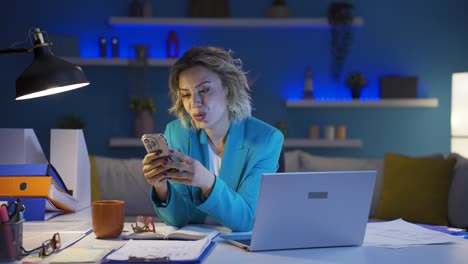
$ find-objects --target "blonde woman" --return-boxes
[142,47,283,231]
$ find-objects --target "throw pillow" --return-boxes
[376,153,456,225]
[448,153,468,229]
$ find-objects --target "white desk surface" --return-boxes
[31,207,468,264]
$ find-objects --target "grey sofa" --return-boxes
[91,151,468,229]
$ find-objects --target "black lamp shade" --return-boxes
[15,45,89,100]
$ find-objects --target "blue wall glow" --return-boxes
[1,0,468,159]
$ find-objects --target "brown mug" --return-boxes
[92,200,125,239]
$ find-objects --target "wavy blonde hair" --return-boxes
[168,46,252,128]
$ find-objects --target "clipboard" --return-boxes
[126,241,215,263]
[105,238,215,263]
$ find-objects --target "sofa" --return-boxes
[90,150,468,229]
[285,150,468,229]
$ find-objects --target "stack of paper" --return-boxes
[364,219,463,248]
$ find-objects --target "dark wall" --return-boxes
[1,0,467,159]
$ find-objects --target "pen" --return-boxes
[0,205,9,223]
[8,199,24,223]
[1,205,15,259]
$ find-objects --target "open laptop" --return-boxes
[221,171,376,251]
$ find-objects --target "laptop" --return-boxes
[221,171,376,251]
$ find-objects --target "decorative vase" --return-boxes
[134,45,149,61]
[303,67,314,99]
[166,31,179,58]
[134,110,154,138]
[142,0,152,17]
[266,0,291,18]
[129,0,143,17]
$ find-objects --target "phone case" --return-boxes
[141,134,171,157]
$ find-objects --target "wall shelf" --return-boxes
[109,16,364,29]
[64,57,176,67]
[284,138,363,148]
[109,138,142,147]
[286,98,439,108]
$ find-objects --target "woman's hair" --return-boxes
[168,46,252,128]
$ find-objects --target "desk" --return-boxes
[26,208,468,264]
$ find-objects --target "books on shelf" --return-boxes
[124,225,219,241]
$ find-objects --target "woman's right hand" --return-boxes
[142,151,172,201]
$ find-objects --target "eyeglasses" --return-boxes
[131,215,155,233]
[21,233,61,257]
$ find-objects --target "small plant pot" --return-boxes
[134,110,154,138]
[350,86,363,99]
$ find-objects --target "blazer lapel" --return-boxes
[189,129,209,166]
[219,120,249,190]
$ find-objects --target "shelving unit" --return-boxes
[284,138,362,148]
[64,57,176,67]
[286,98,439,108]
[103,15,371,150]
[108,16,364,28]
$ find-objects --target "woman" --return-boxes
[142,46,283,232]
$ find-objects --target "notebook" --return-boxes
[221,171,376,251]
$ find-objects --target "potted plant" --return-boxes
[328,2,354,82]
[129,96,156,137]
[345,72,367,99]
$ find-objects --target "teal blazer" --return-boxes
[151,116,284,231]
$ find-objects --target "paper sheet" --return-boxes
[363,219,463,248]
[106,237,211,262]
[23,220,92,250]
[24,220,92,233]
[47,246,113,263]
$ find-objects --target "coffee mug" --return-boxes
[92,200,125,239]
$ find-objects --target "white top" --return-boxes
[204,145,222,225]
[208,144,221,176]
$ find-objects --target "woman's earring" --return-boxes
[228,105,234,112]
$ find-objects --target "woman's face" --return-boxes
[179,65,229,130]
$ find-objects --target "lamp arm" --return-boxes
[0,48,30,54]
[0,28,52,55]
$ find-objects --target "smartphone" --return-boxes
[141,134,172,159]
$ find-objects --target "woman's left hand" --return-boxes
[164,150,215,197]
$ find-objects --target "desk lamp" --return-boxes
[0,28,89,100]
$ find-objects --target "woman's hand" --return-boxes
[142,151,173,201]
[163,150,216,198]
